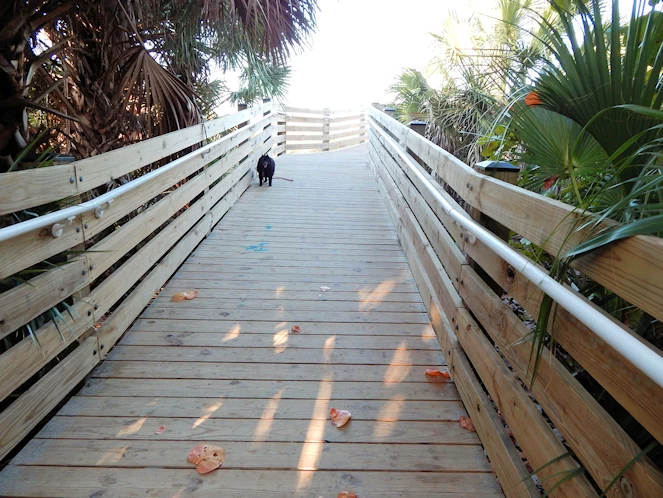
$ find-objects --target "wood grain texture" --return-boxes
[0,144,498,497]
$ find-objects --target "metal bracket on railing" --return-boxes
[51,216,76,238]
[94,199,113,219]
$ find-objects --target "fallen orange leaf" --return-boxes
[291,325,301,333]
[425,368,451,378]
[171,290,198,302]
[330,408,351,428]
[187,444,226,474]
[337,492,358,498]
[154,425,167,435]
[459,416,476,432]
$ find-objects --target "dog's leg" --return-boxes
[269,176,272,187]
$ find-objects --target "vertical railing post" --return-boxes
[469,160,519,241]
[467,160,520,293]
[322,107,331,151]
[277,111,286,156]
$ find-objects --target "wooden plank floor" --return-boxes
[0,145,501,497]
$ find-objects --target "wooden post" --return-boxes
[469,160,520,241]
[468,160,520,294]
[322,108,331,151]
[408,119,426,136]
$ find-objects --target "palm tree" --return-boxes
[0,0,318,167]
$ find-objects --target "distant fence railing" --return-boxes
[273,106,367,154]
[0,101,274,461]
[367,107,663,498]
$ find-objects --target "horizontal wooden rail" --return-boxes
[0,102,271,216]
[0,102,272,461]
[280,106,367,153]
[368,109,663,498]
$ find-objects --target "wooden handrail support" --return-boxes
[367,107,663,498]
[0,102,275,461]
[281,105,368,153]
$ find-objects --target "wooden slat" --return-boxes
[104,344,444,365]
[0,102,270,214]
[0,337,99,460]
[93,359,443,381]
[284,115,325,124]
[78,377,460,401]
[14,439,489,471]
[284,124,323,132]
[370,120,663,494]
[330,126,367,140]
[330,114,363,123]
[38,415,477,443]
[329,135,368,150]
[0,467,503,498]
[0,126,271,337]
[0,257,90,339]
[465,235,663,445]
[370,108,663,324]
[0,150,260,405]
[370,152,541,498]
[285,141,325,150]
[150,297,425,312]
[130,319,434,336]
[59,396,462,420]
[371,140,597,497]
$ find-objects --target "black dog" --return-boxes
[256,154,276,186]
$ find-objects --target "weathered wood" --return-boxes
[329,135,368,150]
[150,296,425,312]
[458,265,663,496]
[371,141,597,497]
[0,145,497,498]
[0,102,270,215]
[0,337,99,460]
[59,396,461,420]
[1,126,270,338]
[131,319,434,336]
[15,439,489,471]
[94,360,443,383]
[104,344,444,365]
[465,235,663,445]
[370,107,663,324]
[451,349,539,498]
[0,151,260,406]
[371,152,544,498]
[371,115,663,495]
[0,467,503,498]
[0,257,90,338]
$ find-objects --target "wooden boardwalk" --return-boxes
[0,145,501,497]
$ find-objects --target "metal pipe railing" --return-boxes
[368,113,663,389]
[0,115,270,244]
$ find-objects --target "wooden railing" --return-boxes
[274,106,367,153]
[367,107,663,498]
[0,101,274,461]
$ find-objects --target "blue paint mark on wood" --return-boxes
[245,242,269,252]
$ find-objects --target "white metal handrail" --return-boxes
[0,114,270,244]
[368,113,663,389]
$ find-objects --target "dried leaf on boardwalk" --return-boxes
[330,408,352,427]
[171,290,199,302]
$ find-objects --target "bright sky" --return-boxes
[217,0,638,113]
[282,0,480,109]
